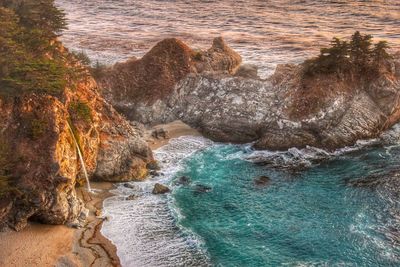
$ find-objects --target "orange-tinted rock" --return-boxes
[0,60,153,231]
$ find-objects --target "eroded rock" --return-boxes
[0,60,153,231]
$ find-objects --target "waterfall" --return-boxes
[67,121,92,193]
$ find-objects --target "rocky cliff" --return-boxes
[98,37,242,124]
[98,38,400,151]
[0,65,153,231]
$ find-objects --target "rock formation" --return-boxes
[0,64,153,231]
[152,183,170,194]
[98,38,400,151]
[98,37,242,124]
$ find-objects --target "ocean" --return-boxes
[56,0,400,77]
[55,1,400,266]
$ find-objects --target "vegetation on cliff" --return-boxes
[0,0,80,96]
[303,31,392,78]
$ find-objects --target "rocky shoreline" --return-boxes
[98,37,400,151]
[0,121,198,267]
[1,5,400,264]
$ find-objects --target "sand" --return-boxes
[0,120,199,267]
[0,182,120,267]
[145,120,201,150]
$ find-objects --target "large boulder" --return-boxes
[152,183,170,194]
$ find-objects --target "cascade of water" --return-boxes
[67,121,92,192]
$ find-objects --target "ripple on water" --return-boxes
[56,0,400,78]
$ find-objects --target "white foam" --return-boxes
[101,136,213,267]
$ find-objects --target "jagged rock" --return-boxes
[97,38,400,151]
[98,37,242,124]
[254,176,271,186]
[152,183,170,194]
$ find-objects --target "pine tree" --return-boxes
[0,1,70,96]
[349,31,373,69]
[372,41,391,65]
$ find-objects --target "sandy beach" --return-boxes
[0,121,199,267]
[145,120,201,150]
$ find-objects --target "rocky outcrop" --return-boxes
[0,65,153,230]
[98,38,400,151]
[152,183,170,194]
[98,37,242,123]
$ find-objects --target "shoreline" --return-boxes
[0,120,200,267]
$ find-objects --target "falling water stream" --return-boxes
[67,122,92,193]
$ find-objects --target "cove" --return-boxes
[172,144,400,266]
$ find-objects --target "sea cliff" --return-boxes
[97,37,400,151]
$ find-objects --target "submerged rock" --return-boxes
[193,184,212,194]
[152,183,170,194]
[175,176,191,186]
[254,176,271,186]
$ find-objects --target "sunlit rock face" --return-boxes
[97,37,242,124]
[0,66,153,231]
[99,38,400,151]
[156,65,399,150]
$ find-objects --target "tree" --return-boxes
[0,1,71,96]
[302,31,391,78]
[372,41,391,65]
[349,31,373,69]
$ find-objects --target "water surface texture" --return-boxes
[102,136,400,266]
[56,0,400,77]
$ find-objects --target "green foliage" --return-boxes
[372,41,391,64]
[303,31,392,78]
[30,118,48,139]
[72,50,92,66]
[69,100,92,123]
[1,0,67,38]
[0,1,74,97]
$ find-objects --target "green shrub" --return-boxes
[72,50,91,66]
[303,31,391,78]
[69,100,92,123]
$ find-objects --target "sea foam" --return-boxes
[101,136,213,267]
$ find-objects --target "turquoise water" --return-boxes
[172,144,400,266]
